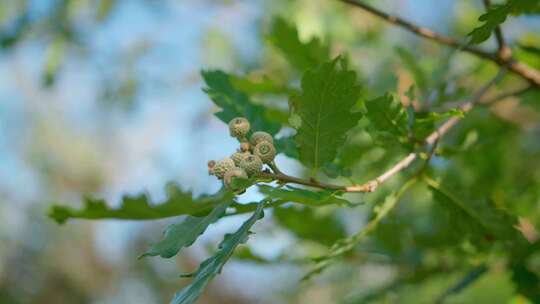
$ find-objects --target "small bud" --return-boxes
[239,154,263,177]
[250,131,273,146]
[240,142,250,152]
[253,141,276,164]
[207,160,216,175]
[228,117,250,139]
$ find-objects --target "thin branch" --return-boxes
[263,70,506,193]
[338,0,540,87]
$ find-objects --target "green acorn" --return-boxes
[239,154,263,177]
[231,151,250,166]
[253,140,276,164]
[224,167,248,192]
[250,131,273,146]
[213,157,235,179]
[228,117,250,139]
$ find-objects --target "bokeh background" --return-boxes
[1,1,539,303]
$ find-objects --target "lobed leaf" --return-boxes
[365,93,409,146]
[293,57,363,173]
[48,183,234,224]
[170,201,265,304]
[140,201,232,259]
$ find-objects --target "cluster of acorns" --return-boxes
[208,117,277,192]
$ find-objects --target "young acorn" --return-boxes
[213,157,235,179]
[253,140,276,164]
[231,151,251,166]
[224,167,248,192]
[250,131,273,146]
[229,117,250,139]
[239,154,263,177]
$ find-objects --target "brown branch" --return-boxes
[264,70,506,193]
[338,0,540,87]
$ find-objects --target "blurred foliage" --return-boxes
[1,0,540,304]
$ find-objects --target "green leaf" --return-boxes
[170,201,265,304]
[424,176,518,242]
[201,70,281,135]
[267,17,330,72]
[48,183,234,224]
[274,206,346,246]
[258,185,354,207]
[412,109,464,140]
[140,201,232,259]
[293,57,362,173]
[468,0,540,44]
[365,93,409,146]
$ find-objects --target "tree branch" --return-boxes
[264,70,506,193]
[338,0,540,87]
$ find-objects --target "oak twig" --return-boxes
[339,0,540,87]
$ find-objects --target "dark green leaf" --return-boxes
[365,93,409,146]
[140,201,231,259]
[267,17,330,72]
[201,70,281,135]
[468,0,540,44]
[170,201,265,304]
[293,57,363,173]
[48,184,234,224]
[258,185,353,207]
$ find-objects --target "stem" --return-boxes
[338,0,540,87]
[263,70,506,193]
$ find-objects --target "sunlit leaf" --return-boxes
[468,0,540,44]
[293,57,363,173]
